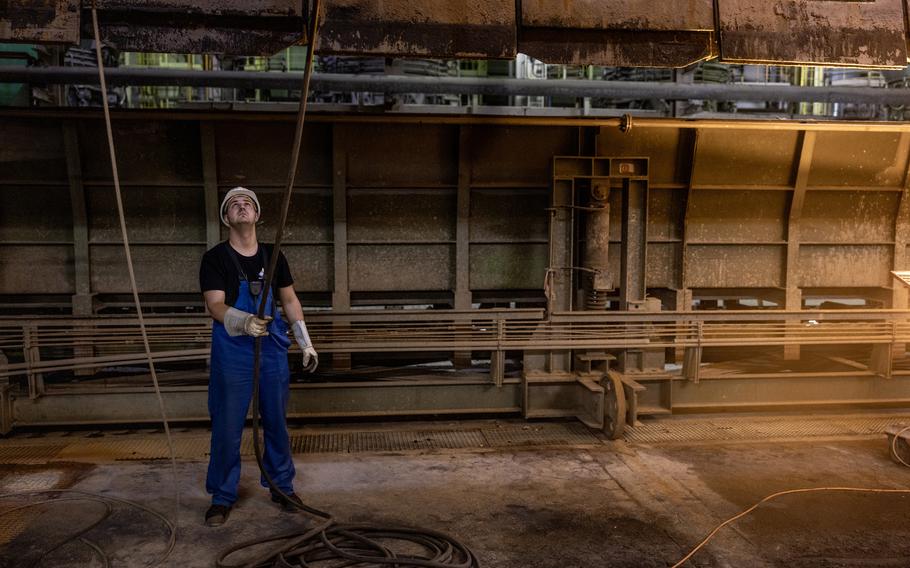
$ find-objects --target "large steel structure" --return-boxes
[2,110,910,434]
[2,0,910,435]
[4,0,910,68]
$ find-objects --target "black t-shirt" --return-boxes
[199,242,293,308]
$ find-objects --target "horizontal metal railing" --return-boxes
[1,309,909,382]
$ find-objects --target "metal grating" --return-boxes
[0,445,65,463]
[480,423,601,447]
[625,415,910,444]
[0,414,906,462]
[286,423,597,455]
[0,510,29,547]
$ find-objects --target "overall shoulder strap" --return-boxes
[226,245,248,281]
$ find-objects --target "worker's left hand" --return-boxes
[302,346,318,372]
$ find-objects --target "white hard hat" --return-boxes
[220,187,260,227]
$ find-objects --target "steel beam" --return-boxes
[7,379,522,430]
[200,122,221,250]
[8,67,910,105]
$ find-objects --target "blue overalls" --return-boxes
[206,254,295,507]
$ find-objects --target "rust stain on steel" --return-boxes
[88,0,305,55]
[93,0,302,16]
[521,0,714,31]
[520,29,716,67]
[718,0,908,68]
[519,0,716,66]
[318,0,516,58]
[97,25,305,56]
[0,0,80,44]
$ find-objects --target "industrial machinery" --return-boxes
[2,1,910,436]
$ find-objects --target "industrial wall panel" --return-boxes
[86,185,205,243]
[0,185,72,242]
[597,127,692,186]
[648,188,685,241]
[521,0,714,30]
[470,188,548,242]
[256,189,332,243]
[686,244,785,288]
[808,131,907,188]
[686,190,789,243]
[797,245,893,287]
[79,121,202,185]
[801,191,900,243]
[469,126,577,185]
[0,119,67,183]
[348,189,456,242]
[469,244,548,290]
[282,245,333,293]
[647,242,680,289]
[0,245,74,294]
[349,244,453,291]
[339,124,457,188]
[214,122,332,187]
[691,129,800,187]
[717,0,907,68]
[90,244,204,293]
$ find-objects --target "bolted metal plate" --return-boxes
[626,414,910,444]
[717,0,908,68]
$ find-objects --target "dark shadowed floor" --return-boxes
[1,414,909,567]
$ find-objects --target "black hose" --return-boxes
[0,490,176,567]
[229,1,480,566]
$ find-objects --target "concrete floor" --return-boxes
[1,417,910,567]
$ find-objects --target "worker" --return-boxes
[198,186,318,527]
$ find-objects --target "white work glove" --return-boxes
[292,320,319,372]
[223,307,271,337]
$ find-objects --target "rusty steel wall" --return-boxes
[0,112,575,311]
[1,111,910,315]
[596,124,910,309]
[5,1,910,67]
[717,0,908,68]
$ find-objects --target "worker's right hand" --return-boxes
[224,306,272,337]
[243,314,272,337]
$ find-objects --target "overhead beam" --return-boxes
[7,67,910,105]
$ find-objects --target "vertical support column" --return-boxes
[548,162,574,372]
[784,131,816,360]
[678,129,698,365]
[890,133,910,358]
[200,122,221,250]
[582,181,611,309]
[23,324,44,399]
[892,186,909,313]
[64,122,93,382]
[331,126,351,370]
[619,178,648,308]
[619,177,658,373]
[454,126,472,368]
[64,122,92,314]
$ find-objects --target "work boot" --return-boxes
[204,503,232,527]
[270,491,303,513]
